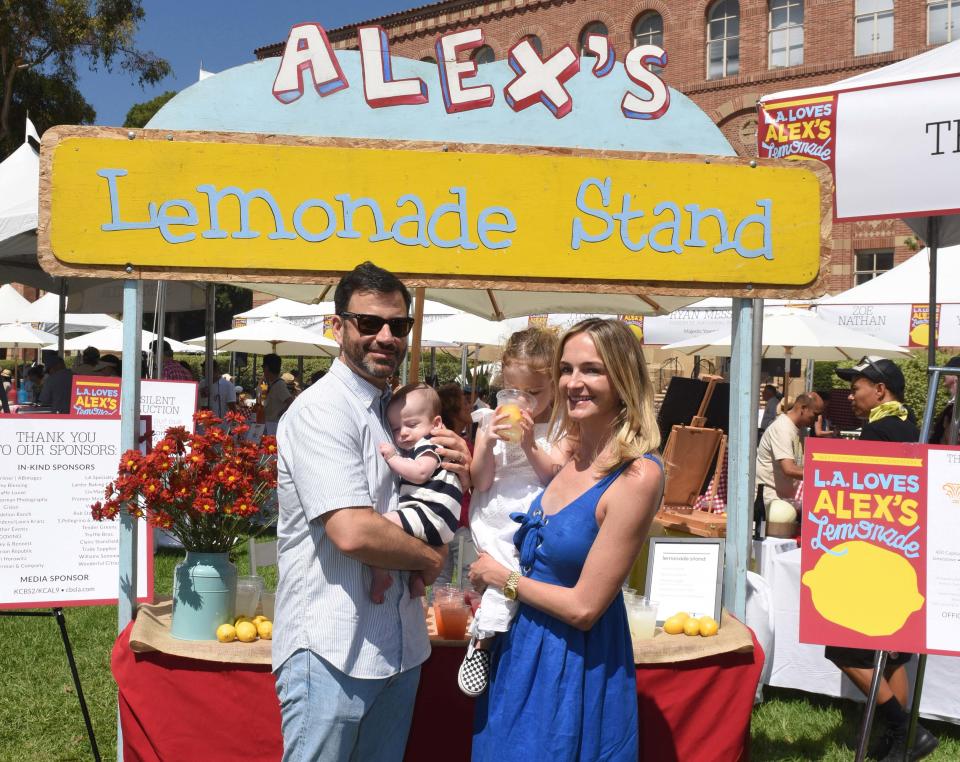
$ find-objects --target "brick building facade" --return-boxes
[257,0,948,295]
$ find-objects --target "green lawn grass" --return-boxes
[1,547,956,761]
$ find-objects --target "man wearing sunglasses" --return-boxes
[830,356,935,761]
[273,261,472,762]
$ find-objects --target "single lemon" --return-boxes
[699,617,719,637]
[802,540,924,636]
[253,615,267,624]
[256,620,273,640]
[683,617,702,636]
[216,623,237,643]
[628,323,644,342]
[236,620,259,643]
[662,615,686,635]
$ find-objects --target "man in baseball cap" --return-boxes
[835,356,915,442]
[829,356,934,760]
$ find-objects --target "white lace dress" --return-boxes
[469,422,552,638]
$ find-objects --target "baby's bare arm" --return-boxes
[380,443,438,484]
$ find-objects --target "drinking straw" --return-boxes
[456,533,466,590]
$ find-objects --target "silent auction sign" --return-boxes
[800,438,960,656]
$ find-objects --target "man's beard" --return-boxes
[342,336,403,379]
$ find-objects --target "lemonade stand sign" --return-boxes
[801,438,960,655]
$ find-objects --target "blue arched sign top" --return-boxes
[149,51,735,157]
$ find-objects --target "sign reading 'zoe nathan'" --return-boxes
[39,127,830,297]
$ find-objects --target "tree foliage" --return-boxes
[0,0,170,155]
[123,89,175,128]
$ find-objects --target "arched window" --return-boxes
[632,12,664,48]
[632,12,665,71]
[769,0,804,68]
[578,22,609,55]
[706,0,740,79]
[420,55,436,64]
[472,45,495,65]
[929,0,959,44]
[520,34,543,56]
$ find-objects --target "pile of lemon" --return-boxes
[216,615,273,643]
[662,611,719,637]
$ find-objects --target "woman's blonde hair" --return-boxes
[549,319,660,473]
[500,325,558,377]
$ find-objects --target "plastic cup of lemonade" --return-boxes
[495,389,535,444]
[432,584,470,640]
[625,596,658,645]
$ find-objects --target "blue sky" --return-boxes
[76,1,415,127]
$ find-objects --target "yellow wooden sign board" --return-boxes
[39,127,831,297]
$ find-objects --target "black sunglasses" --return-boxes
[858,356,889,384]
[339,312,415,338]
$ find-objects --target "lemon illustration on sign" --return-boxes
[802,541,923,636]
[910,323,930,346]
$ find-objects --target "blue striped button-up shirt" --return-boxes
[272,359,430,678]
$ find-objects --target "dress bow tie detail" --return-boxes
[511,510,545,573]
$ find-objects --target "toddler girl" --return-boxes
[459,326,570,696]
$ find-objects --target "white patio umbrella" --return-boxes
[185,315,338,356]
[0,322,58,392]
[664,308,909,397]
[47,327,202,355]
[0,322,57,348]
[239,282,697,322]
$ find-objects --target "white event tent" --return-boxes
[815,246,960,348]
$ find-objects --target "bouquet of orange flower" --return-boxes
[92,410,278,552]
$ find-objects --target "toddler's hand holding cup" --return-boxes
[495,389,534,444]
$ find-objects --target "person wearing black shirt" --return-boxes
[829,356,934,761]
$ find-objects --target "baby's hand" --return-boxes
[379,442,397,461]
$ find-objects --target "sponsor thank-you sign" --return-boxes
[0,417,151,609]
[801,439,960,656]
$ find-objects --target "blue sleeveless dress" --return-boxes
[473,455,660,762]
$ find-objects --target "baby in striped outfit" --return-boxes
[373,383,463,602]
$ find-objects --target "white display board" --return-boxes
[835,76,960,221]
[140,379,198,448]
[0,416,152,609]
[925,447,960,654]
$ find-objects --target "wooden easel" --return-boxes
[660,375,726,510]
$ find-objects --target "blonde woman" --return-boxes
[469,319,663,761]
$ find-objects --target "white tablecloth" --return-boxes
[752,537,797,580]
[768,548,960,724]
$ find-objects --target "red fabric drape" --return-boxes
[113,622,762,761]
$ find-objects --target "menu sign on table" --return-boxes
[801,439,960,656]
[0,416,152,609]
[644,537,724,623]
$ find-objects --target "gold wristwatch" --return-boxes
[502,571,521,600]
